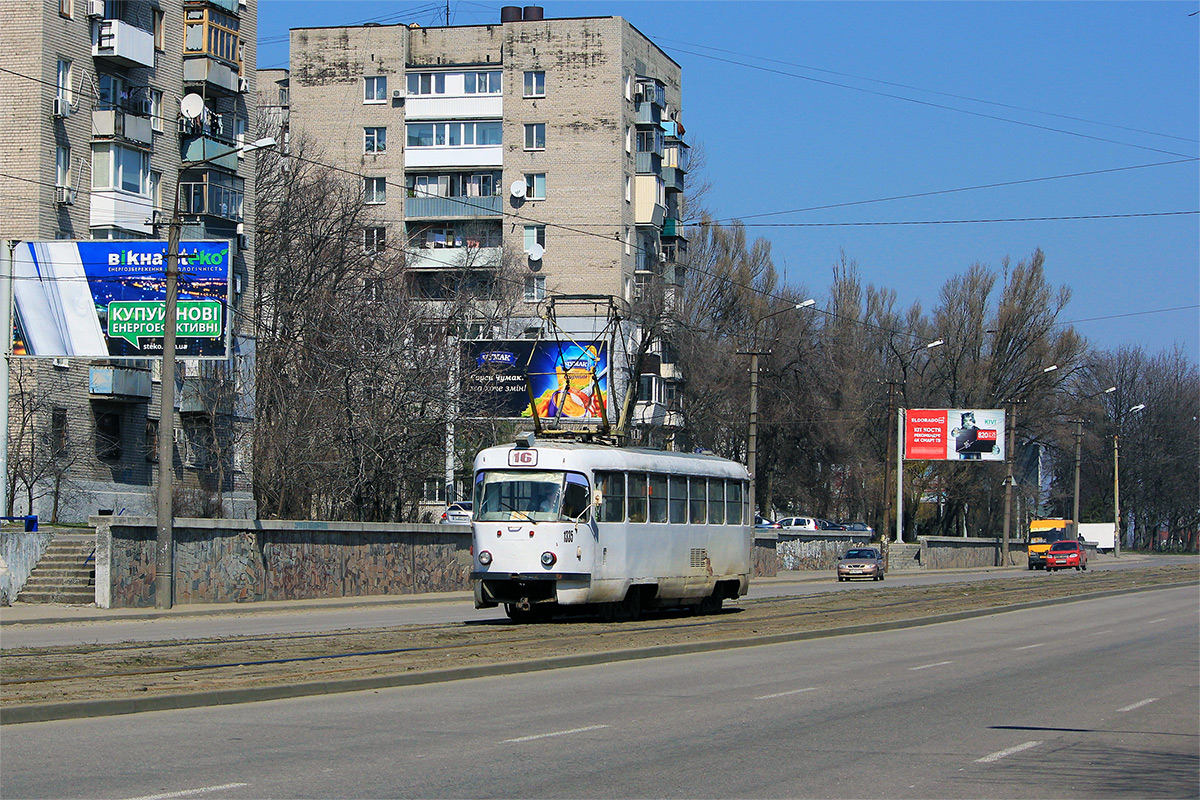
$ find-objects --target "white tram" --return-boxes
[470,434,752,621]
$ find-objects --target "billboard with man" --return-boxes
[6,240,232,359]
[905,408,1006,461]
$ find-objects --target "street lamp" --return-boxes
[1000,363,1058,566]
[1070,386,1116,541]
[1113,402,1146,558]
[154,136,276,609]
[744,298,815,523]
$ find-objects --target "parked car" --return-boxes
[842,521,874,534]
[820,519,846,530]
[837,547,884,581]
[1045,540,1088,571]
[755,515,782,529]
[777,516,820,531]
[439,500,473,524]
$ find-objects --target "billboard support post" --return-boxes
[1001,402,1017,567]
[895,408,904,547]
[153,215,180,609]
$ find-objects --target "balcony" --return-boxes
[662,166,685,194]
[179,376,232,416]
[89,366,152,401]
[405,95,503,121]
[183,56,240,95]
[180,136,240,171]
[179,180,244,222]
[92,108,153,146]
[662,217,687,239]
[405,246,503,271]
[635,151,662,176]
[404,144,502,170]
[635,100,662,127]
[404,194,502,219]
[92,18,155,68]
[90,190,153,235]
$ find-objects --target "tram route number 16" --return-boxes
[508,449,539,467]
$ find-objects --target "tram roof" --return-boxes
[474,439,749,478]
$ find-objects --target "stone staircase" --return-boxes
[886,542,922,571]
[15,533,96,604]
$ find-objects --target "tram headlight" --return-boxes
[540,551,557,568]
[478,550,492,566]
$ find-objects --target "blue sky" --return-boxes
[257,1,1200,362]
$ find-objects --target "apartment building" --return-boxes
[284,7,690,452]
[1,0,260,522]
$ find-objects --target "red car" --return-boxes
[1045,540,1088,571]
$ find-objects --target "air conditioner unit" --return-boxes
[238,76,249,93]
[54,186,76,205]
[391,89,403,99]
[53,97,72,118]
[87,0,105,17]
[237,233,249,251]
[52,357,70,369]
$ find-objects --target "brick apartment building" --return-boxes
[0,0,262,522]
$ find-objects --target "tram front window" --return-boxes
[475,470,590,522]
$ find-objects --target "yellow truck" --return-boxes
[1027,519,1075,570]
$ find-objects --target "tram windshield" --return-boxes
[474,470,591,522]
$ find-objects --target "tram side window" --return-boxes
[628,472,648,523]
[596,470,625,522]
[707,478,726,524]
[649,474,668,523]
[563,473,591,520]
[668,475,687,524]
[726,480,744,525]
[688,476,707,524]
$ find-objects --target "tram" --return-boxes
[470,434,752,621]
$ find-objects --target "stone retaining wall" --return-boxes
[776,532,873,571]
[0,529,55,605]
[918,536,1028,569]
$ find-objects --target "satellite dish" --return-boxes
[526,243,544,261]
[179,93,205,120]
[510,180,527,199]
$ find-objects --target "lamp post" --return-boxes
[1070,386,1116,541]
[744,298,814,523]
[1112,402,1145,558]
[884,337,943,552]
[1000,364,1058,566]
[154,136,276,609]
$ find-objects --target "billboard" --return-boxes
[8,240,232,359]
[463,339,608,421]
[905,408,1006,461]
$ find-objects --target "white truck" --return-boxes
[1078,522,1116,552]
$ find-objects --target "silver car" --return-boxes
[439,501,473,524]
[836,547,883,581]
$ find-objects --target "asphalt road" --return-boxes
[2,585,1196,799]
[0,552,1177,649]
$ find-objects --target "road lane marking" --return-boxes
[1117,698,1158,712]
[756,687,818,700]
[1087,630,1113,636]
[1147,618,1168,624]
[504,724,609,743]
[124,784,249,800]
[909,660,954,671]
[1015,643,1045,650]
[975,741,1041,763]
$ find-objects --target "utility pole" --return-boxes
[1112,432,1121,558]
[154,213,181,609]
[1070,419,1083,539]
[1001,401,1020,566]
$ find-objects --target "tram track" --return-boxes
[2,565,1194,710]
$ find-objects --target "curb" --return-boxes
[3,580,1192,726]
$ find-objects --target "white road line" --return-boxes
[756,687,818,700]
[975,741,1041,763]
[1147,618,1168,624]
[1117,698,1158,712]
[909,660,954,671]
[504,724,609,743]
[1087,630,1113,636]
[123,784,248,800]
[1015,643,1045,650]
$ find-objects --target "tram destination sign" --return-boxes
[5,239,233,359]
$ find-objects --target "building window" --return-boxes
[56,146,71,188]
[405,121,501,148]
[524,275,546,302]
[149,170,162,215]
[422,479,445,503]
[364,75,387,103]
[407,72,446,96]
[364,126,386,153]
[523,173,545,200]
[56,59,73,106]
[91,143,150,194]
[50,408,68,457]
[184,7,241,67]
[625,126,632,154]
[59,0,72,18]
[523,225,545,250]
[637,130,664,155]
[464,71,501,94]
[524,123,545,151]
[625,174,631,203]
[523,70,545,98]
[150,89,163,131]
[363,226,386,253]
[153,8,165,50]
[407,172,501,198]
[364,177,386,204]
[94,409,122,461]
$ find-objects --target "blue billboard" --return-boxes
[8,240,232,359]
[463,340,609,422]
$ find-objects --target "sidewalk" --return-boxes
[0,564,1040,627]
